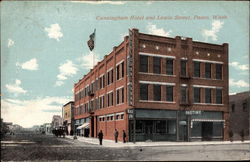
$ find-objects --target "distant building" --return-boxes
[51,115,63,129]
[43,123,52,134]
[229,91,250,140]
[73,29,229,142]
[62,101,75,135]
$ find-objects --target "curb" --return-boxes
[64,136,250,148]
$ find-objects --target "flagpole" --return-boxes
[93,29,96,69]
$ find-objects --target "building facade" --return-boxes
[74,29,229,142]
[229,91,250,140]
[51,115,63,130]
[62,101,75,135]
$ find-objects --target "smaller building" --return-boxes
[51,115,63,130]
[62,101,75,135]
[229,91,250,140]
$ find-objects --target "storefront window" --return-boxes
[213,122,223,136]
[136,121,144,133]
[167,120,176,134]
[191,122,201,137]
[156,120,166,133]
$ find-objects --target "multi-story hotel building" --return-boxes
[74,29,229,142]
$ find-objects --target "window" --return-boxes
[216,89,222,104]
[181,86,188,103]
[102,96,105,108]
[216,64,222,80]
[121,87,124,103]
[116,89,120,104]
[110,116,113,121]
[156,120,166,133]
[193,87,200,103]
[107,72,110,85]
[102,75,105,87]
[91,82,94,92]
[99,96,105,109]
[231,104,235,112]
[166,86,173,102]
[194,61,200,77]
[121,114,124,119]
[111,69,113,83]
[167,120,176,134]
[140,84,148,100]
[94,80,98,91]
[205,63,211,78]
[116,65,120,80]
[116,115,119,120]
[84,87,87,96]
[121,62,124,78]
[107,92,113,107]
[243,102,247,112]
[153,57,161,74]
[181,60,187,76]
[140,55,148,72]
[154,85,161,101]
[99,76,105,89]
[205,88,212,103]
[166,59,173,75]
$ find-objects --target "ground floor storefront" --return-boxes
[128,109,227,142]
[86,109,227,142]
[75,118,90,137]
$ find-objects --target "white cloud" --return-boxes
[1,96,72,128]
[55,81,64,87]
[146,1,154,5]
[229,78,249,88]
[45,24,63,41]
[7,39,14,47]
[146,23,172,37]
[5,79,27,95]
[16,58,39,71]
[71,1,126,5]
[55,60,78,87]
[202,20,224,41]
[78,51,100,69]
[229,61,249,71]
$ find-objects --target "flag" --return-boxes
[87,29,95,51]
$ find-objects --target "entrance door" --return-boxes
[202,122,213,141]
[91,117,94,137]
[145,120,153,141]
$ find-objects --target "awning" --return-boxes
[76,123,89,130]
[192,119,225,122]
[191,119,225,128]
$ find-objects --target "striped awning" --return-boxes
[191,119,225,128]
[192,119,225,122]
[76,123,89,130]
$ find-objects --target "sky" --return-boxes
[1,1,249,128]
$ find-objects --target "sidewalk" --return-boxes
[65,135,250,148]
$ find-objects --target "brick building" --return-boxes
[229,91,250,140]
[62,101,75,135]
[74,29,229,142]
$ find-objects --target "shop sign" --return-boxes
[127,109,134,114]
[127,29,133,106]
[185,110,202,115]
